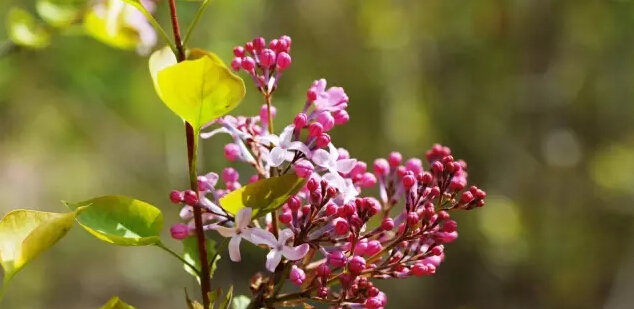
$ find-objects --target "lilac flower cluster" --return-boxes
[169,36,486,309]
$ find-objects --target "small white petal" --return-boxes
[249,228,279,247]
[211,225,236,238]
[265,250,283,272]
[258,134,280,147]
[312,149,332,168]
[235,207,253,229]
[269,147,287,167]
[287,141,311,156]
[278,229,295,245]
[281,244,310,261]
[228,235,242,262]
[335,159,357,174]
[327,143,339,159]
[279,125,296,147]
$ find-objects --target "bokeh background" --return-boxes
[1,0,634,308]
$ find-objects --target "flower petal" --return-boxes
[288,141,311,156]
[210,225,236,238]
[268,147,288,167]
[281,244,310,261]
[258,134,280,147]
[279,125,296,147]
[235,207,252,229]
[249,228,279,247]
[328,143,339,159]
[335,159,357,174]
[265,249,283,272]
[323,172,346,191]
[278,229,295,245]
[312,149,332,168]
[228,235,242,262]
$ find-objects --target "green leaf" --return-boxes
[35,0,79,28]
[208,288,222,308]
[99,296,138,309]
[149,47,246,131]
[7,7,51,49]
[182,236,219,281]
[185,289,205,309]
[0,209,77,295]
[65,195,163,246]
[218,285,233,309]
[219,174,307,219]
[232,295,250,309]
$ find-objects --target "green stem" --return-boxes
[209,237,229,268]
[183,0,213,46]
[155,241,201,276]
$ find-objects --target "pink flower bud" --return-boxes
[373,158,389,176]
[293,160,313,178]
[449,177,466,191]
[420,172,433,184]
[276,52,292,70]
[332,109,349,125]
[226,181,241,191]
[325,203,338,216]
[388,152,402,167]
[365,297,383,309]
[289,265,306,285]
[406,211,419,227]
[170,223,190,240]
[435,231,458,243]
[248,175,259,183]
[348,256,366,274]
[405,158,423,174]
[259,104,277,124]
[366,240,382,256]
[233,46,245,57]
[353,239,368,255]
[338,148,350,160]
[431,245,444,256]
[317,263,331,278]
[230,57,242,71]
[349,162,367,177]
[183,190,198,205]
[307,89,318,101]
[307,177,319,192]
[381,218,394,231]
[287,195,302,211]
[241,56,255,71]
[317,287,328,298]
[308,122,324,137]
[244,42,254,53]
[222,167,239,183]
[224,143,240,161]
[431,161,444,174]
[279,211,292,225]
[360,173,377,188]
[259,49,276,68]
[316,112,335,131]
[280,35,292,48]
[293,112,308,128]
[252,37,266,51]
[443,220,458,233]
[333,218,349,235]
[410,263,431,277]
[169,190,183,204]
[402,174,416,189]
[316,133,331,148]
[327,251,347,267]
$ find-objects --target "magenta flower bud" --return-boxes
[476,189,487,199]
[449,177,466,191]
[420,172,433,184]
[343,202,356,216]
[348,162,366,178]
[293,113,308,128]
[268,39,280,50]
[366,198,380,216]
[197,176,210,191]
[396,166,407,178]
[279,211,292,225]
[313,133,330,148]
[388,152,402,167]
[183,190,198,205]
[276,39,289,53]
[259,49,276,68]
[289,265,306,285]
[333,218,349,235]
[431,161,444,174]
[338,148,350,160]
[316,112,335,131]
[436,231,458,243]
[276,52,292,70]
[461,191,474,203]
[406,211,419,227]
[437,210,450,221]
[348,256,366,274]
[405,158,423,174]
[365,297,383,309]
[226,181,241,191]
[169,190,183,204]
[381,218,394,231]
[307,88,318,101]
[443,220,458,233]
[280,35,292,47]
[308,122,324,137]
[294,160,314,178]
[367,286,380,297]
[259,104,277,124]
[332,109,349,125]
[248,175,259,183]
[360,173,377,188]
[430,186,441,198]
[366,240,382,256]
[241,56,255,71]
[233,46,245,57]
[317,287,328,298]
[327,251,348,267]
[373,158,389,176]
[310,191,322,205]
[354,239,368,255]
[410,263,430,277]
[244,41,254,53]
[224,143,240,161]
[222,167,239,183]
[287,195,302,211]
[230,57,242,71]
[307,177,319,192]
[170,223,190,240]
[325,202,338,216]
[402,174,416,189]
[431,245,444,256]
[252,37,266,51]
[317,263,331,278]
[325,185,338,198]
[301,205,311,216]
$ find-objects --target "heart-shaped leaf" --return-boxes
[149,47,246,131]
[65,195,163,246]
[0,209,77,301]
[219,174,307,219]
[182,236,219,281]
[99,296,138,309]
[7,7,51,49]
[35,0,79,28]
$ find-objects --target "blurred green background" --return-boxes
[1,0,634,308]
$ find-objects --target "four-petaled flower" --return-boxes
[259,125,311,167]
[250,228,310,272]
[312,143,357,190]
[210,207,253,262]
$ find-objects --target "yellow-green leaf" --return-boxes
[219,174,307,219]
[0,209,76,291]
[7,7,51,49]
[149,47,246,130]
[83,8,139,51]
[185,289,205,309]
[35,0,79,28]
[99,296,138,309]
[182,236,219,281]
[65,195,163,246]
[218,285,233,309]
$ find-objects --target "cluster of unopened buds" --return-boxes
[169,36,486,309]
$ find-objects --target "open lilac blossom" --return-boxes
[312,143,356,189]
[259,125,310,167]
[250,228,310,272]
[208,208,254,262]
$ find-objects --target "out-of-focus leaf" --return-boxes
[83,9,138,50]
[7,7,51,48]
[35,0,79,28]
[148,47,246,131]
[218,285,233,309]
[185,289,205,309]
[209,288,222,307]
[219,174,307,219]
[232,295,250,309]
[65,195,163,246]
[99,296,138,309]
[0,209,77,294]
